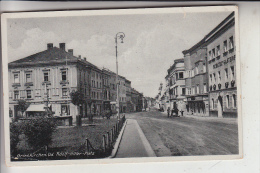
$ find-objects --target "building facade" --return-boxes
[183,43,209,116]
[125,79,133,112]
[166,58,186,112]
[205,12,237,118]
[8,43,90,122]
[118,75,126,113]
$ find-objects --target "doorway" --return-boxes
[217,96,223,118]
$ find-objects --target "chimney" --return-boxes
[84,57,86,61]
[59,43,65,51]
[47,43,53,50]
[78,55,81,59]
[68,49,73,55]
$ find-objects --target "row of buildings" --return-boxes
[8,42,148,121]
[156,12,237,118]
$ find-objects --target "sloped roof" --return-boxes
[10,47,78,64]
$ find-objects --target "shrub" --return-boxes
[10,122,23,156]
[23,118,57,150]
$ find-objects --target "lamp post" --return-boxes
[115,32,125,120]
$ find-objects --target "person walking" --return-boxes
[167,107,170,118]
[175,108,179,117]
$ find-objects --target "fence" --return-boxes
[12,114,126,161]
[82,114,126,158]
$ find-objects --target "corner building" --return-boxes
[205,12,237,118]
[183,42,209,116]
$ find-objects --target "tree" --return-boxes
[70,90,86,124]
[17,99,30,118]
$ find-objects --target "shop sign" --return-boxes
[213,55,236,69]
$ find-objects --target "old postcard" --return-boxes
[1,6,242,166]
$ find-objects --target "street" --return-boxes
[124,108,238,157]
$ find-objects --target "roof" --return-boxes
[9,47,78,64]
[182,12,234,55]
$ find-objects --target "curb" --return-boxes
[107,119,128,158]
[134,120,157,157]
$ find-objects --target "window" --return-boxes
[216,45,220,56]
[225,68,229,80]
[187,88,191,95]
[203,64,206,73]
[203,83,207,93]
[208,51,212,60]
[97,92,99,99]
[61,71,67,81]
[181,88,185,95]
[62,88,68,97]
[25,73,31,83]
[210,74,213,83]
[212,48,215,58]
[230,66,235,80]
[61,105,70,116]
[195,67,199,75]
[218,71,221,83]
[213,73,216,83]
[226,95,230,108]
[14,73,19,83]
[175,73,178,80]
[100,82,102,88]
[196,85,199,94]
[97,81,98,88]
[232,94,237,108]
[211,99,214,109]
[44,72,49,82]
[229,36,234,49]
[26,90,32,99]
[179,72,184,79]
[14,91,19,99]
[224,40,228,52]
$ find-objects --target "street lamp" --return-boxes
[115,32,125,120]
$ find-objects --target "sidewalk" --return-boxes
[115,119,156,158]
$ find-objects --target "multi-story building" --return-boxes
[182,42,209,116]
[166,58,186,112]
[205,12,237,118]
[118,75,126,113]
[102,68,117,112]
[125,79,132,112]
[90,65,103,116]
[102,69,111,112]
[8,43,90,122]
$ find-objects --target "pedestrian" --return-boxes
[180,109,184,116]
[167,107,170,118]
[175,108,179,117]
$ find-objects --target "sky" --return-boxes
[7,11,231,97]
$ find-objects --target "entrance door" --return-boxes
[217,96,223,118]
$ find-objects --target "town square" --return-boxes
[3,8,240,161]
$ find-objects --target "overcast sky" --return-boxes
[7,11,231,97]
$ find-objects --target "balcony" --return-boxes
[24,82,33,86]
[60,80,69,85]
[42,81,51,85]
[12,83,21,87]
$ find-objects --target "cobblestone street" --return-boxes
[125,108,238,156]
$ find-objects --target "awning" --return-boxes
[110,101,117,104]
[26,104,50,112]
